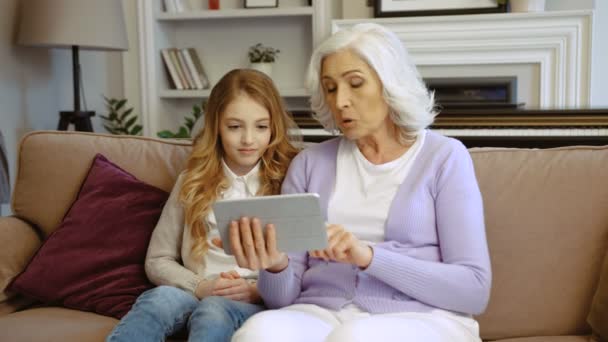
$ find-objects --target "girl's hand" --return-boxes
[229,217,288,273]
[212,278,261,303]
[195,277,228,299]
[220,270,241,280]
[309,224,373,268]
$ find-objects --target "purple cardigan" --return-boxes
[258,131,492,315]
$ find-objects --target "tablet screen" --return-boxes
[213,193,328,255]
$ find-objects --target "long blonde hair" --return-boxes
[179,69,300,261]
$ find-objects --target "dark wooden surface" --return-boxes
[298,109,608,148]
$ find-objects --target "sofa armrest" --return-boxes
[0,216,41,316]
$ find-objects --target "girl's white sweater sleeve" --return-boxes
[144,174,204,295]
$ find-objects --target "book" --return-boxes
[186,48,211,89]
[177,49,196,89]
[160,48,183,89]
[181,48,204,89]
[169,48,190,89]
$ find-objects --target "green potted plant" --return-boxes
[248,43,280,77]
[100,97,142,136]
[157,103,204,139]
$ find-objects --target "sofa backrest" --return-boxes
[12,131,192,237]
[471,146,608,340]
[11,131,608,339]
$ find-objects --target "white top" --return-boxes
[145,160,260,295]
[328,131,426,244]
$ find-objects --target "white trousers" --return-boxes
[232,303,481,342]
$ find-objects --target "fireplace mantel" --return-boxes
[333,10,593,108]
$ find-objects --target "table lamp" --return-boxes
[18,0,129,131]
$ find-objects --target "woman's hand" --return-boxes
[212,276,261,303]
[229,217,288,273]
[309,224,373,269]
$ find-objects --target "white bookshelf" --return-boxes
[156,7,314,20]
[138,0,331,137]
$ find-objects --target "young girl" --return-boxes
[106,69,300,342]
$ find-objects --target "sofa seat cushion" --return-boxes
[0,307,118,342]
[492,336,590,342]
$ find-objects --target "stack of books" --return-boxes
[161,48,211,90]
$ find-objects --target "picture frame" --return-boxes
[374,0,507,18]
[244,0,278,9]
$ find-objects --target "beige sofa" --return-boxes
[0,131,606,341]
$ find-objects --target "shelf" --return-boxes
[160,87,309,99]
[160,89,210,98]
[157,7,313,20]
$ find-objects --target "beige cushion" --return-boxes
[0,216,40,313]
[12,131,192,237]
[471,146,608,340]
[588,250,608,341]
[0,307,118,342]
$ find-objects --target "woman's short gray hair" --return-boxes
[306,23,436,142]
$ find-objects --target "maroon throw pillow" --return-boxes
[9,154,169,318]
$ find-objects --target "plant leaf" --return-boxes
[130,125,143,135]
[157,130,174,138]
[125,117,137,129]
[103,125,118,134]
[115,99,127,111]
[121,108,134,121]
[177,127,189,138]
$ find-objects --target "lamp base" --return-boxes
[58,111,95,132]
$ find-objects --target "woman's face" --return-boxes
[321,49,391,141]
[219,92,272,176]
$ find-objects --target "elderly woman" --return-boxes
[229,23,491,342]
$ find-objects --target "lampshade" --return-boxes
[18,0,128,51]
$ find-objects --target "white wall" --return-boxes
[0,0,125,215]
[591,0,608,107]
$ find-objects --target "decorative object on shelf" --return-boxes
[17,0,128,132]
[248,43,280,77]
[374,0,507,17]
[157,103,204,138]
[164,0,191,13]
[0,130,9,206]
[425,77,520,109]
[100,97,143,136]
[244,0,278,9]
[504,0,545,12]
[209,0,220,10]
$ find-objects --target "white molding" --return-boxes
[139,0,158,136]
[334,10,593,108]
[156,7,313,20]
[312,0,332,48]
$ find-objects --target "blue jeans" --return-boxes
[106,285,265,342]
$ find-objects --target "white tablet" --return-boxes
[213,193,328,255]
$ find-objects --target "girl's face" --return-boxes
[219,93,272,176]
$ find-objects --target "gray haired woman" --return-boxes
[229,23,492,342]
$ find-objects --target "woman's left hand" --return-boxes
[309,224,373,269]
